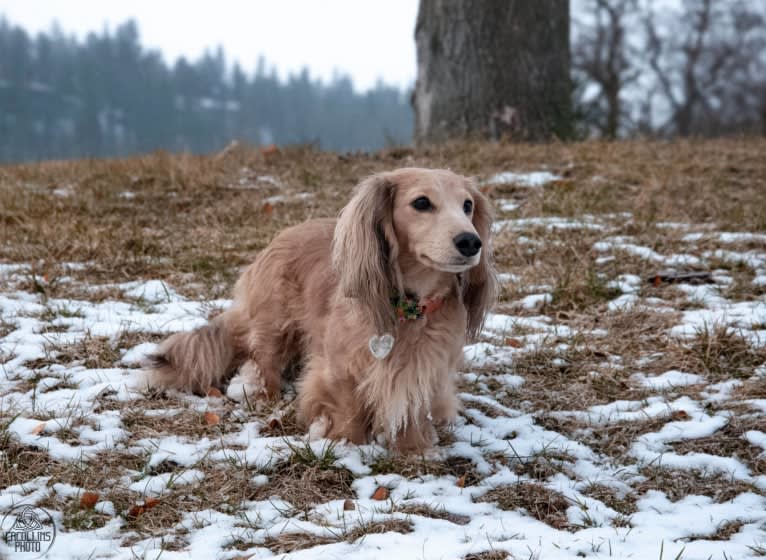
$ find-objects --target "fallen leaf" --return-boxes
[504,338,523,348]
[203,411,220,425]
[206,387,223,398]
[144,497,160,510]
[262,202,274,215]
[31,422,46,435]
[127,505,145,518]
[79,492,99,509]
[371,486,389,501]
[455,474,467,488]
[671,410,690,421]
[267,417,283,431]
[343,499,355,511]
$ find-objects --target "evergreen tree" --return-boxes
[0,18,414,163]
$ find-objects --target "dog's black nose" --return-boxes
[453,232,482,257]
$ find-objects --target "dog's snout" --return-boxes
[453,232,482,257]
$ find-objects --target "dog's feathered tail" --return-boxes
[144,313,239,394]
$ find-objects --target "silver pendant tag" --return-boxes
[368,333,394,360]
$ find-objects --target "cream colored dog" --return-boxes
[146,168,497,453]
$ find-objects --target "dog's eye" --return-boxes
[463,200,473,214]
[411,197,433,211]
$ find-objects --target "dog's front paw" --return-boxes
[226,361,267,403]
[307,415,331,441]
[421,446,445,461]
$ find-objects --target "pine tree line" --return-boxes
[0,19,413,163]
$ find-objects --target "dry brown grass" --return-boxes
[502,339,651,412]
[636,467,763,502]
[673,325,766,382]
[2,139,765,301]
[46,333,123,369]
[463,551,511,560]
[0,439,59,490]
[684,520,746,542]
[396,503,471,525]
[580,483,637,516]
[262,519,414,553]
[261,532,338,554]
[580,416,671,461]
[2,139,766,552]
[670,416,766,476]
[498,448,576,481]
[0,317,16,338]
[368,454,482,487]
[249,441,355,513]
[476,482,573,530]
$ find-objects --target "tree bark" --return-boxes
[413,0,571,144]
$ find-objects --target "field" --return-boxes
[1,139,765,559]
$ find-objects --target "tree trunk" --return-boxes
[605,83,620,139]
[413,0,572,144]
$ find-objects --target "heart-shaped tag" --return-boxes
[368,333,394,360]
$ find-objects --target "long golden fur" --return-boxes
[146,168,497,453]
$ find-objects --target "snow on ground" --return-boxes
[1,206,766,559]
[485,171,561,188]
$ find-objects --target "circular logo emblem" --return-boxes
[1,505,56,559]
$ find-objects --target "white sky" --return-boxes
[0,0,419,91]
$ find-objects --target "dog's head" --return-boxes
[332,168,497,338]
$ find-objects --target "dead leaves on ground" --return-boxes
[127,497,161,519]
[79,491,100,509]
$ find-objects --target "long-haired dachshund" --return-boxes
[145,168,497,453]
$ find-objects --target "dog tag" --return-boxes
[368,333,394,360]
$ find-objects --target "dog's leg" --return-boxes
[393,419,441,458]
[227,320,292,401]
[307,415,331,441]
[298,356,370,444]
[226,360,267,402]
[430,376,460,427]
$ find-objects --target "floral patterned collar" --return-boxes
[391,292,445,322]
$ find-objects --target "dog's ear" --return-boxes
[332,173,399,333]
[463,182,498,340]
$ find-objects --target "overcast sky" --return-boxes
[0,0,420,91]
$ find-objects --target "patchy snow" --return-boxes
[519,293,552,310]
[634,370,705,389]
[52,185,75,197]
[129,469,205,497]
[495,215,606,233]
[704,249,766,269]
[263,192,315,205]
[683,231,766,244]
[608,293,639,311]
[495,198,520,212]
[670,300,766,340]
[593,236,702,267]
[3,217,766,559]
[484,170,560,187]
